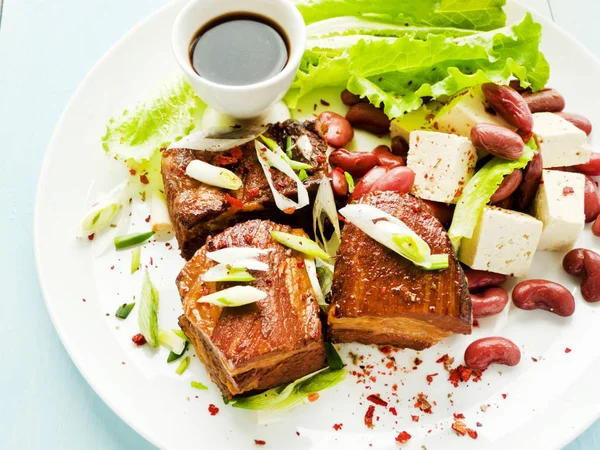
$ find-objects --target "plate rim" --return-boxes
[33,1,600,449]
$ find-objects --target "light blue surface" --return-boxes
[0,1,598,449]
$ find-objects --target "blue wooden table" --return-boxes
[1,0,598,448]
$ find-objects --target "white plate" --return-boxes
[35,1,600,449]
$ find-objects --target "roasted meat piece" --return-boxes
[328,192,471,350]
[177,219,327,397]
[162,120,327,259]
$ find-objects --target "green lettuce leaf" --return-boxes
[102,77,206,194]
[448,140,537,250]
[286,14,549,118]
[295,0,507,30]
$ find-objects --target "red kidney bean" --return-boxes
[512,280,575,317]
[521,88,566,113]
[555,112,593,135]
[563,249,600,303]
[391,136,409,158]
[490,169,523,203]
[372,145,405,168]
[464,337,521,371]
[515,150,543,211]
[584,176,600,223]
[572,153,600,177]
[471,287,509,318]
[346,103,391,135]
[470,123,524,160]
[340,89,365,106]
[464,267,507,291]
[329,149,378,177]
[352,166,388,200]
[482,83,534,134]
[593,216,600,237]
[492,195,514,210]
[315,111,354,148]
[370,166,415,194]
[329,168,348,198]
[423,200,455,226]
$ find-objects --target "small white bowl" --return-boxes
[172,0,306,119]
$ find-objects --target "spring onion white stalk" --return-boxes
[138,271,160,347]
[80,180,128,235]
[271,231,331,260]
[131,247,141,274]
[339,204,449,270]
[201,264,255,282]
[313,176,341,256]
[259,135,313,171]
[296,135,313,161]
[255,141,310,212]
[198,286,267,307]
[158,329,187,355]
[304,258,325,305]
[206,247,270,271]
[151,191,173,232]
[185,160,242,190]
[168,126,265,152]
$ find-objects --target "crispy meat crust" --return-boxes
[162,120,327,259]
[328,192,471,350]
[177,219,327,396]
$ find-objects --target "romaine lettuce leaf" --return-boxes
[294,0,507,31]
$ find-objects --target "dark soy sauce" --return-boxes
[190,13,289,86]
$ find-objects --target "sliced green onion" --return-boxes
[191,381,208,390]
[339,204,448,270]
[114,231,155,250]
[304,258,325,305]
[131,247,141,274]
[325,342,344,370]
[115,302,135,319]
[138,271,160,347]
[207,247,270,268]
[259,135,313,171]
[167,341,188,363]
[80,180,127,234]
[176,356,190,375]
[316,258,334,298]
[185,160,242,190]
[285,135,293,159]
[198,286,267,307]
[313,176,341,257]
[298,169,309,181]
[344,172,355,194]
[296,135,314,161]
[173,329,189,341]
[158,329,187,355]
[230,367,345,410]
[202,264,255,282]
[271,231,330,261]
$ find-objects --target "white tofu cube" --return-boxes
[533,112,591,168]
[532,170,585,251]
[459,206,543,277]
[407,130,477,204]
[432,86,515,137]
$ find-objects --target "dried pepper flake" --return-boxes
[411,415,419,422]
[215,155,239,166]
[502,393,507,399]
[389,407,398,416]
[379,345,392,354]
[246,188,260,200]
[395,431,412,444]
[254,440,266,446]
[131,333,146,346]
[87,233,95,241]
[333,423,343,431]
[140,174,149,184]
[452,421,467,436]
[565,348,572,353]
[307,393,320,402]
[230,147,243,159]
[414,357,423,366]
[426,373,438,384]
[208,404,219,416]
[453,413,465,419]
[367,394,388,407]
[364,405,375,428]
[225,194,244,208]
[467,429,478,439]
[283,207,296,215]
[414,393,432,414]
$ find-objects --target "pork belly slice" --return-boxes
[177,219,327,397]
[328,192,471,350]
[162,120,328,259]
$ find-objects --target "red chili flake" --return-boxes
[283,207,296,215]
[502,393,507,399]
[246,188,260,200]
[129,169,137,176]
[208,404,219,416]
[225,194,244,208]
[379,345,392,354]
[149,257,153,266]
[436,354,449,364]
[295,432,300,436]
[215,155,239,166]
[254,440,266,446]
[307,393,319,402]
[364,405,375,428]
[411,415,419,422]
[395,431,411,444]
[320,99,330,106]
[140,174,149,184]
[145,215,151,223]
[426,373,438,384]
[452,421,467,436]
[296,260,305,269]
[414,393,432,414]
[87,233,95,241]
[230,147,243,159]
[110,266,115,270]
[414,357,423,366]
[448,365,474,387]
[532,357,538,362]
[467,429,478,439]
[473,319,480,328]
[389,407,397,416]
[367,395,388,407]
[332,423,343,431]
[453,413,465,419]
[132,333,146,346]
[565,348,572,353]
[392,384,398,392]
[316,154,325,163]
[563,186,574,196]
